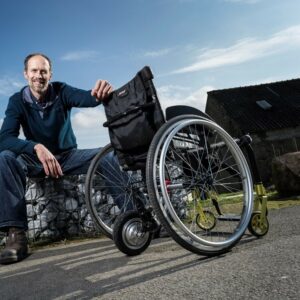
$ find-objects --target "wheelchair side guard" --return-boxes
[166,105,213,121]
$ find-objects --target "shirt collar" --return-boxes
[22,83,57,109]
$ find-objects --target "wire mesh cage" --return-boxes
[24,175,101,242]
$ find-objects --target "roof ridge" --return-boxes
[207,78,300,94]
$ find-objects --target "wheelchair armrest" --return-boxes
[236,134,262,184]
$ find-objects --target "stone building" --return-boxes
[205,78,300,185]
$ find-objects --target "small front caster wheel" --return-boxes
[248,212,269,237]
[196,210,216,230]
[113,210,152,256]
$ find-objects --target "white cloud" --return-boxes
[71,107,110,148]
[171,25,300,74]
[0,76,24,96]
[72,107,106,128]
[157,84,214,113]
[61,50,100,61]
[185,86,216,111]
[144,48,173,58]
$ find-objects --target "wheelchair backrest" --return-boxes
[103,66,165,170]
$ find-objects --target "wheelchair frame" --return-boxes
[85,67,269,256]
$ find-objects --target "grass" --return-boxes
[266,191,300,210]
[267,199,300,209]
[187,189,300,211]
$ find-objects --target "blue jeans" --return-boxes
[0,148,124,231]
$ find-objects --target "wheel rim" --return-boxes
[250,213,268,235]
[86,145,145,236]
[196,211,216,230]
[151,118,253,249]
[122,217,150,250]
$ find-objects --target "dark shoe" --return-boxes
[0,227,28,264]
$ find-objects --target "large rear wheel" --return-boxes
[85,144,143,239]
[146,115,253,256]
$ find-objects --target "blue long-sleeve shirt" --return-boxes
[0,82,100,155]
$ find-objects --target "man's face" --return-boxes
[24,55,52,96]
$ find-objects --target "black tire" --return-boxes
[85,144,142,239]
[113,210,152,256]
[146,115,253,256]
[248,212,269,237]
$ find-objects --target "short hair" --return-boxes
[24,53,52,71]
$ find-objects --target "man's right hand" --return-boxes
[34,144,63,178]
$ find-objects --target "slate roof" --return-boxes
[206,78,300,133]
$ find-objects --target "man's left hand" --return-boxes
[91,80,113,101]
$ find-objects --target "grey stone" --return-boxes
[92,191,104,205]
[66,190,78,198]
[43,195,59,206]
[83,218,94,229]
[35,196,49,205]
[0,236,7,246]
[77,194,85,205]
[34,202,46,215]
[57,211,68,220]
[26,204,36,218]
[36,216,48,230]
[80,208,88,219]
[25,183,43,200]
[76,175,86,184]
[72,212,80,220]
[55,219,67,229]
[110,205,120,215]
[40,229,59,238]
[41,204,59,222]
[77,183,85,194]
[28,229,40,240]
[65,198,78,211]
[67,224,79,236]
[28,218,47,239]
[272,151,300,196]
[63,179,76,190]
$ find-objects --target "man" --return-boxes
[0,53,115,264]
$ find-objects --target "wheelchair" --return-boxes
[85,67,269,256]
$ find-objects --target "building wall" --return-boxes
[206,95,300,185]
[205,96,242,137]
[251,128,300,184]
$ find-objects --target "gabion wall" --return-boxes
[25,175,97,241]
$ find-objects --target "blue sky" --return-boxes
[1,0,300,147]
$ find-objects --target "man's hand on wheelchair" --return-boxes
[91,80,113,102]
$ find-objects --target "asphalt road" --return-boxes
[0,205,299,300]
